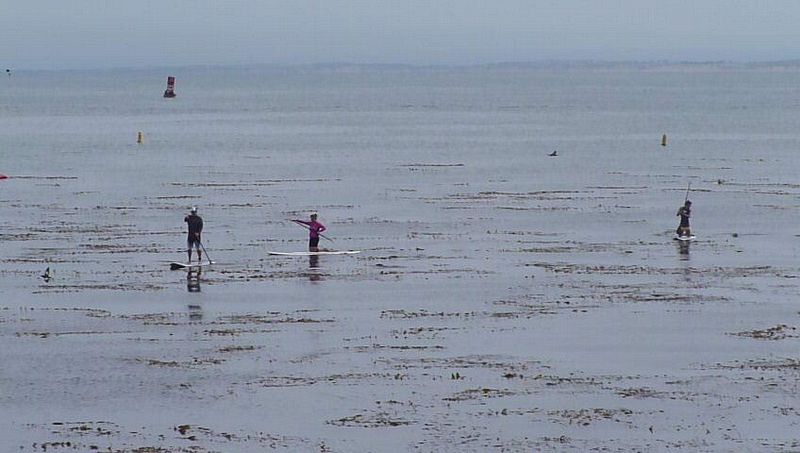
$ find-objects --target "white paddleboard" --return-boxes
[170,261,214,270]
[268,250,361,256]
[674,235,696,242]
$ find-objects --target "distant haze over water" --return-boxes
[4,1,800,69]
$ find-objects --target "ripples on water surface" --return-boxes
[1,65,799,451]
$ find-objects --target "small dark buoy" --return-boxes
[163,76,176,98]
[548,150,558,157]
[5,69,10,77]
[717,179,724,185]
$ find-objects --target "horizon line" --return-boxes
[9,59,800,73]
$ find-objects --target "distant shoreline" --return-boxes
[10,60,800,74]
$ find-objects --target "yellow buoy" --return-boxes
[661,134,667,147]
[137,131,144,144]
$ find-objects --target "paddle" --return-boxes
[199,241,214,263]
[291,219,333,242]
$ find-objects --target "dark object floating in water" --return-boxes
[548,150,558,157]
[163,76,176,98]
[0,174,7,180]
[41,267,52,281]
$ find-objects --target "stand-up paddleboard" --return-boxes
[170,261,214,270]
[674,235,696,242]
[268,250,360,256]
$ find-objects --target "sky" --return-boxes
[2,0,800,70]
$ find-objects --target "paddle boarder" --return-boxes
[676,200,691,237]
[185,206,204,263]
[293,212,326,252]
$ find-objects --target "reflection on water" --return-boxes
[308,255,322,282]
[676,239,691,282]
[187,303,203,321]
[677,240,690,260]
[187,269,201,293]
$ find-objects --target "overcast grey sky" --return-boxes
[2,0,799,69]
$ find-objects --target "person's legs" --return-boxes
[309,237,319,252]
[187,239,193,262]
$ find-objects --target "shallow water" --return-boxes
[1,64,799,451]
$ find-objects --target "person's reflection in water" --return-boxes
[676,240,691,282]
[308,255,322,282]
[187,269,202,293]
[677,240,690,260]
[188,303,203,321]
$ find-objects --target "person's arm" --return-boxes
[293,219,311,226]
[198,218,203,233]
[317,222,326,233]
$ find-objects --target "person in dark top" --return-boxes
[184,206,204,262]
[676,200,691,237]
[293,212,326,252]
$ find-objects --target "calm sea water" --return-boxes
[2,65,798,284]
[2,64,799,450]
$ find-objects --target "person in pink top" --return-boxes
[293,212,326,252]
